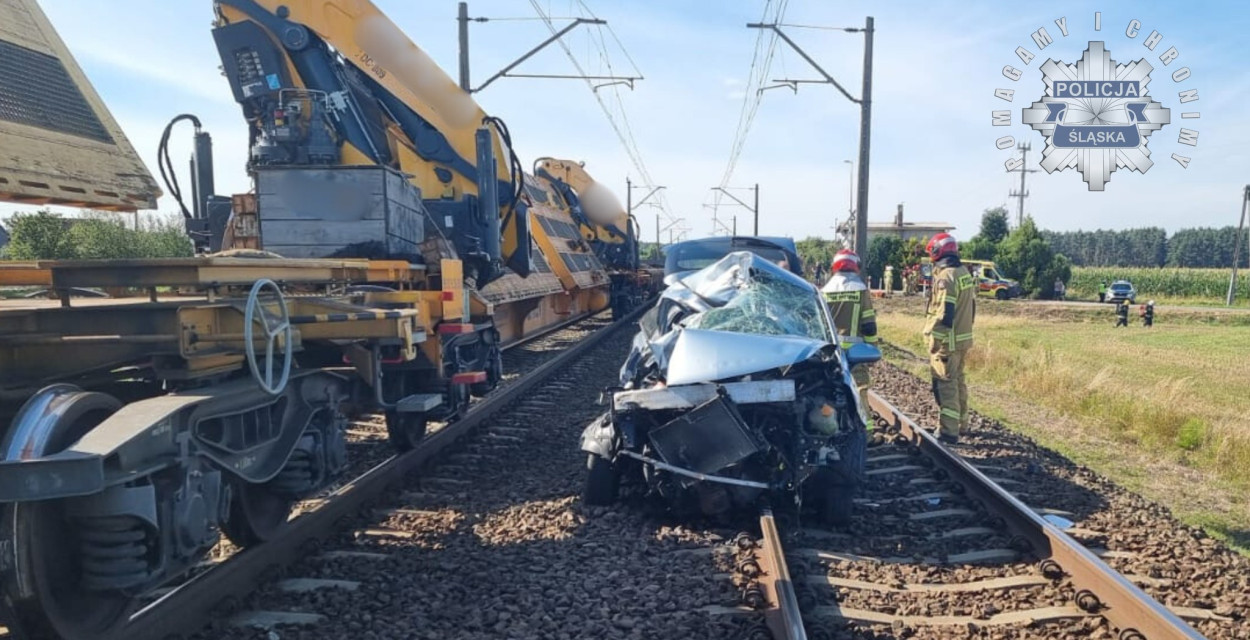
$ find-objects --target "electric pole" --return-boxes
[456,3,636,93]
[1228,185,1250,306]
[749,17,873,254]
[753,183,759,235]
[1008,142,1037,227]
[457,2,471,91]
[712,185,759,235]
[857,17,873,257]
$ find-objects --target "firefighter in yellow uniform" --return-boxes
[821,249,878,398]
[923,233,976,445]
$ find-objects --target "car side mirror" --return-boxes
[846,343,882,367]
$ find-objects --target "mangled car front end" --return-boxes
[580,252,879,525]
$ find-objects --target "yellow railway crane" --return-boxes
[0,1,628,637]
[183,0,619,436]
[533,158,662,317]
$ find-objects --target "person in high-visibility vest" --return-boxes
[923,233,976,445]
[822,249,878,398]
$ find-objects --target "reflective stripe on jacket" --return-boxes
[924,260,976,352]
[822,272,878,348]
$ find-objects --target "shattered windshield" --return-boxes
[682,269,830,341]
[670,252,833,343]
[620,251,837,386]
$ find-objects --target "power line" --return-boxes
[530,0,685,237]
[701,0,790,236]
[718,0,790,190]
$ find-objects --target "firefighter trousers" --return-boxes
[930,349,969,437]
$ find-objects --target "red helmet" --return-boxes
[831,249,861,273]
[926,233,958,261]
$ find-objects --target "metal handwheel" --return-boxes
[243,278,293,395]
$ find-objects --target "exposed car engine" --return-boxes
[580,251,880,525]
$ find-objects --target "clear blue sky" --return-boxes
[18,0,1250,242]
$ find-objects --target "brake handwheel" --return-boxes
[243,279,293,395]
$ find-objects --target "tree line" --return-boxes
[1042,227,1249,268]
[0,210,192,261]
[861,207,1071,299]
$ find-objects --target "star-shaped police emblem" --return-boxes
[1022,42,1171,190]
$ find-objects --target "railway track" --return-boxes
[735,390,1220,640]
[5,322,1245,640]
[0,310,623,640]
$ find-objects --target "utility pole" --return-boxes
[711,185,759,236]
[457,2,471,91]
[753,183,759,235]
[627,177,665,256]
[1228,185,1250,306]
[628,180,665,217]
[1008,142,1037,227]
[749,17,874,255]
[857,16,873,258]
[626,176,631,218]
[732,216,738,236]
[456,3,637,93]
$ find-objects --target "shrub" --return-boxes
[1,210,192,260]
[994,217,1071,299]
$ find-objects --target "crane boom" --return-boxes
[534,157,637,271]
[209,0,530,283]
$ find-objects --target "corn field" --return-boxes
[1070,267,1250,301]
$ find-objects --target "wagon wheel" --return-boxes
[1,386,131,640]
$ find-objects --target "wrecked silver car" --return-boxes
[580,251,880,525]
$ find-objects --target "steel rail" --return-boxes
[116,305,648,640]
[865,391,1204,640]
[756,509,807,640]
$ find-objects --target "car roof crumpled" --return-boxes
[620,251,835,387]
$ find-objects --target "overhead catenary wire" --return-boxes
[718,0,789,190]
[705,0,790,235]
[529,0,685,238]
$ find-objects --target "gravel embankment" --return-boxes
[195,324,756,640]
[851,360,1249,639]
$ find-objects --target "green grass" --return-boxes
[878,302,1250,553]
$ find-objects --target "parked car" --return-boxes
[663,236,803,279]
[580,251,880,525]
[1107,280,1136,304]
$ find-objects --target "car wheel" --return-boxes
[995,289,1008,300]
[820,483,856,527]
[584,454,619,506]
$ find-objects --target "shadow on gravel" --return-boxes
[203,327,761,640]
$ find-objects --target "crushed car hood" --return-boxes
[664,329,827,386]
[622,251,837,386]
